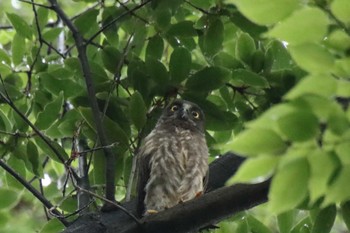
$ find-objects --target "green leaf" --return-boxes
[227,156,279,185]
[0,48,11,66]
[277,210,297,233]
[60,196,77,213]
[35,92,64,130]
[235,32,255,64]
[40,218,65,233]
[328,104,350,135]
[247,215,273,233]
[231,0,301,25]
[285,74,337,99]
[101,46,122,74]
[311,205,336,233]
[336,142,350,165]
[129,91,147,130]
[265,40,293,72]
[268,7,329,45]
[146,35,164,60]
[27,140,42,177]
[0,108,12,132]
[6,13,33,39]
[331,0,350,25]
[169,47,192,83]
[269,157,309,214]
[34,137,69,163]
[227,128,287,156]
[232,69,269,88]
[323,164,350,206]
[186,67,231,92]
[277,110,319,142]
[288,43,334,74]
[308,150,337,203]
[12,33,26,66]
[341,201,350,231]
[167,21,197,37]
[199,18,224,57]
[0,188,20,210]
[5,156,26,190]
[92,150,106,185]
[78,107,129,149]
[42,28,63,42]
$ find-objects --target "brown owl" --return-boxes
[137,99,209,216]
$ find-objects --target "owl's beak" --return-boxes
[179,109,190,120]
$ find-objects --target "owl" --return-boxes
[137,99,209,216]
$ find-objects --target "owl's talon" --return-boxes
[146,209,158,214]
[195,191,203,198]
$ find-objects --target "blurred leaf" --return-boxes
[232,69,269,88]
[227,128,287,156]
[5,156,26,190]
[0,109,12,131]
[331,0,350,25]
[235,32,255,64]
[277,110,319,142]
[12,33,26,66]
[323,165,350,206]
[227,156,279,184]
[199,18,224,57]
[308,150,337,203]
[27,140,42,177]
[277,210,297,233]
[6,13,33,39]
[231,0,300,25]
[40,218,65,233]
[265,40,293,72]
[247,214,273,233]
[0,188,20,210]
[341,201,350,231]
[169,47,191,83]
[311,205,336,233]
[285,74,337,99]
[35,92,64,130]
[167,21,197,37]
[336,142,350,165]
[129,91,147,130]
[146,35,164,60]
[101,46,122,74]
[269,157,309,214]
[186,67,231,92]
[42,28,63,42]
[60,196,77,213]
[34,137,69,163]
[289,43,334,74]
[268,7,328,45]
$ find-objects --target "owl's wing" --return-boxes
[136,152,150,217]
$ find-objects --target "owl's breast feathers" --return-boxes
[137,124,209,215]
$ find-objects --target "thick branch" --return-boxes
[63,153,271,233]
[49,0,117,203]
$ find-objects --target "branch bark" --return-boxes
[63,153,271,233]
[48,0,117,204]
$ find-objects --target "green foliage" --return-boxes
[0,0,350,232]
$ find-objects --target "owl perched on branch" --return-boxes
[137,99,209,216]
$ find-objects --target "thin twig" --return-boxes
[117,0,149,24]
[184,0,215,15]
[86,0,151,45]
[0,159,69,226]
[74,184,141,225]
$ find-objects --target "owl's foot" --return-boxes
[146,209,158,215]
[195,191,203,198]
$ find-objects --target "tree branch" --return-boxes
[63,153,271,233]
[48,0,118,204]
[0,159,69,226]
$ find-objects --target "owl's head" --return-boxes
[158,99,205,133]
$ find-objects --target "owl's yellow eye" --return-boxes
[192,111,200,119]
[170,105,179,112]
